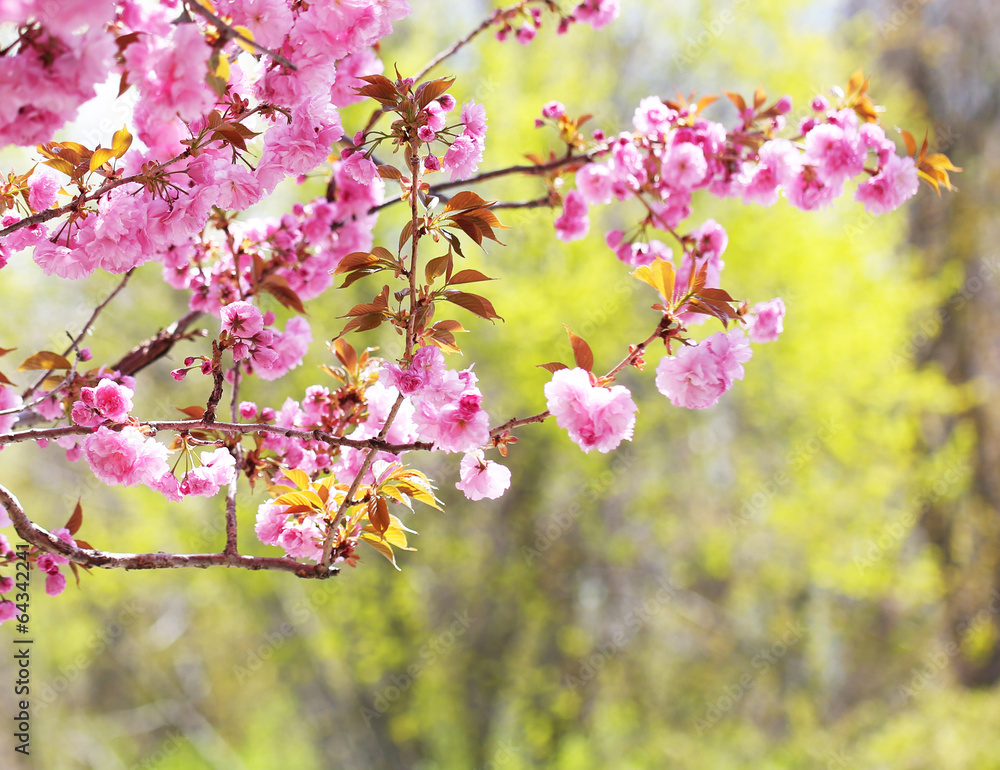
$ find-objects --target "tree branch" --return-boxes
[183,0,297,71]
[0,483,337,579]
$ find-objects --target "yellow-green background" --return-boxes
[1,0,995,767]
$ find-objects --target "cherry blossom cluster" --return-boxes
[492,0,620,43]
[0,1,957,611]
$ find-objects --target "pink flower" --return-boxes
[542,101,565,119]
[0,602,18,624]
[573,0,620,29]
[804,123,865,188]
[461,100,488,141]
[456,451,512,501]
[747,298,786,343]
[239,401,258,421]
[661,141,708,192]
[72,379,134,427]
[221,300,264,338]
[632,96,676,137]
[554,189,590,242]
[83,426,170,488]
[855,154,919,216]
[742,138,799,207]
[342,152,379,185]
[27,172,59,211]
[706,328,753,385]
[442,135,483,182]
[381,346,443,396]
[180,447,236,498]
[45,571,67,597]
[414,393,490,453]
[576,163,614,205]
[544,368,637,454]
[254,316,312,381]
[655,330,752,409]
[0,386,23,435]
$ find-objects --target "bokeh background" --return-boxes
[2,0,999,767]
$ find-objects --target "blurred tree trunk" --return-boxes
[868,0,1000,686]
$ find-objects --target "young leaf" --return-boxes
[64,499,83,536]
[447,269,493,285]
[444,292,503,322]
[564,326,594,372]
[111,126,133,158]
[537,362,569,374]
[17,351,72,371]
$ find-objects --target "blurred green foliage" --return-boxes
[0,1,993,768]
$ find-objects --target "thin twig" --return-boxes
[21,269,134,402]
[183,0,297,71]
[0,420,432,454]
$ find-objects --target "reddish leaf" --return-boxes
[64,499,83,536]
[444,292,502,322]
[444,191,495,213]
[176,405,206,420]
[564,326,594,372]
[448,269,492,285]
[259,275,307,314]
[537,362,569,373]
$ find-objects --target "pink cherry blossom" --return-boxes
[747,298,786,343]
[0,601,18,624]
[554,189,590,242]
[804,123,865,188]
[0,387,23,435]
[72,379,134,427]
[254,316,312,381]
[544,367,637,453]
[655,330,752,409]
[442,135,484,181]
[573,0,620,29]
[414,393,490,453]
[221,301,265,339]
[27,172,59,211]
[461,101,488,141]
[180,448,236,498]
[855,154,920,216]
[84,426,170,488]
[661,141,708,192]
[456,451,512,501]
[576,163,614,205]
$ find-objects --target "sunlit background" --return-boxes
[2,0,998,767]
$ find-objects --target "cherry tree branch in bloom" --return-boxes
[0,421,432,455]
[182,0,298,71]
[413,0,551,82]
[0,483,337,578]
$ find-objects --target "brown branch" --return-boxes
[0,483,337,579]
[111,309,205,377]
[202,342,225,424]
[0,420,433,454]
[21,269,135,402]
[494,196,557,210]
[183,0,297,71]
[490,410,551,438]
